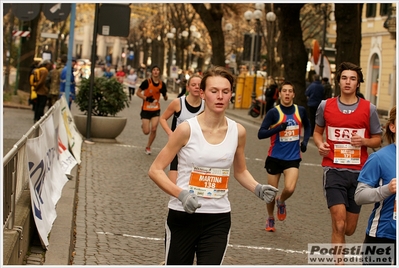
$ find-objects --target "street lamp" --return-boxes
[181,30,189,70]
[166,30,175,77]
[224,22,234,70]
[266,10,276,81]
[146,38,152,67]
[244,5,263,102]
[319,4,328,78]
[317,3,334,79]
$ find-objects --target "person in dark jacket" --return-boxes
[305,74,324,136]
[322,77,332,100]
[34,60,52,123]
[265,83,279,115]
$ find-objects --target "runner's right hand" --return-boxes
[178,190,202,214]
[146,96,155,103]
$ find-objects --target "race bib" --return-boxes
[333,144,361,164]
[279,125,300,142]
[188,166,230,198]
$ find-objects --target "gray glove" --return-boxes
[178,190,202,214]
[254,184,278,203]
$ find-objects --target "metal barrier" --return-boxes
[3,105,56,230]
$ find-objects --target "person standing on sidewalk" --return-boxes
[355,105,396,265]
[313,62,382,264]
[148,66,278,265]
[258,81,311,232]
[34,60,52,123]
[48,56,65,108]
[60,58,77,109]
[305,74,325,136]
[136,65,168,155]
[322,77,333,99]
[159,74,204,183]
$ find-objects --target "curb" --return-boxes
[3,103,32,110]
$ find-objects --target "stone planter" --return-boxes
[73,114,127,141]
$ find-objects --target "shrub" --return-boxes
[75,77,129,116]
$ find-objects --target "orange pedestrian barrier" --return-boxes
[235,74,265,109]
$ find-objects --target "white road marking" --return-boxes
[116,145,321,167]
[96,231,309,255]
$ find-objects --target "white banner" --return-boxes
[59,95,83,164]
[26,116,69,248]
[53,101,78,175]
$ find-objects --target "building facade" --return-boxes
[327,3,396,116]
[359,3,396,116]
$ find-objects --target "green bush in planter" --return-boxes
[75,77,129,116]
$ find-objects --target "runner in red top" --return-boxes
[115,66,125,83]
[313,62,382,264]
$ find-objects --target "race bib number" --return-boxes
[188,166,230,198]
[333,144,361,164]
[279,125,300,142]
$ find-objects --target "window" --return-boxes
[380,3,392,16]
[366,4,377,18]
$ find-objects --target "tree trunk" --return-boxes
[3,10,14,93]
[192,3,225,67]
[275,4,308,107]
[334,4,363,96]
[19,11,42,93]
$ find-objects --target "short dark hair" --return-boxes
[279,81,295,93]
[151,65,160,72]
[335,62,364,85]
[313,74,321,81]
[322,77,329,82]
[61,54,67,64]
[200,66,234,91]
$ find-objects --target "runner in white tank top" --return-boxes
[159,75,204,183]
[149,67,278,265]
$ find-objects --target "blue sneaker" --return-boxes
[265,217,276,232]
[276,196,286,221]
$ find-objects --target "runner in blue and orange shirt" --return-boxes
[258,81,311,232]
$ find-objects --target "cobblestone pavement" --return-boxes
[68,95,373,266]
[3,94,375,266]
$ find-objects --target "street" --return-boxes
[3,93,373,265]
[70,94,373,265]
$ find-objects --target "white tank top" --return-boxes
[176,96,205,126]
[168,116,238,213]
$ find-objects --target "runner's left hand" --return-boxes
[300,142,307,152]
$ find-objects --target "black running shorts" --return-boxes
[323,168,361,213]
[170,155,178,171]
[264,156,301,175]
[165,209,231,265]
[140,110,160,119]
